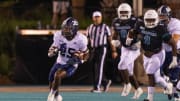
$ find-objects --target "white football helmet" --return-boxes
[144,10,159,28]
[117,3,132,20]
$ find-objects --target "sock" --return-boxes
[147,87,154,100]
[173,87,177,94]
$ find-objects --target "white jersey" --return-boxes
[163,18,180,51]
[52,31,88,65]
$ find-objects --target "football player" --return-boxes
[157,5,180,77]
[158,5,180,100]
[111,3,143,99]
[47,17,89,101]
[127,10,176,101]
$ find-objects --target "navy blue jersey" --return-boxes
[168,66,180,84]
[135,20,171,53]
[112,16,138,47]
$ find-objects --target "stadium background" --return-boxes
[0,0,180,85]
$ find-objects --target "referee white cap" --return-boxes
[92,11,102,17]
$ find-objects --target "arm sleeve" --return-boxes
[162,33,172,43]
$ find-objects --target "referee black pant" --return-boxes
[90,46,109,90]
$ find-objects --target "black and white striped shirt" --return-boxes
[86,23,111,48]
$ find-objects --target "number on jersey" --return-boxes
[60,43,76,58]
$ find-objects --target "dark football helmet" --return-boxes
[61,17,79,40]
[157,5,172,22]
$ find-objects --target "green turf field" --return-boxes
[0,92,169,101]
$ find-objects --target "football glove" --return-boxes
[126,37,133,46]
[169,56,178,69]
[111,40,121,47]
[48,46,58,57]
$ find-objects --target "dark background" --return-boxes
[0,0,171,85]
[14,34,121,85]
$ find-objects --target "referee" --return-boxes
[86,11,118,93]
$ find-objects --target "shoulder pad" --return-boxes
[77,32,87,40]
[112,17,120,25]
[54,31,62,37]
